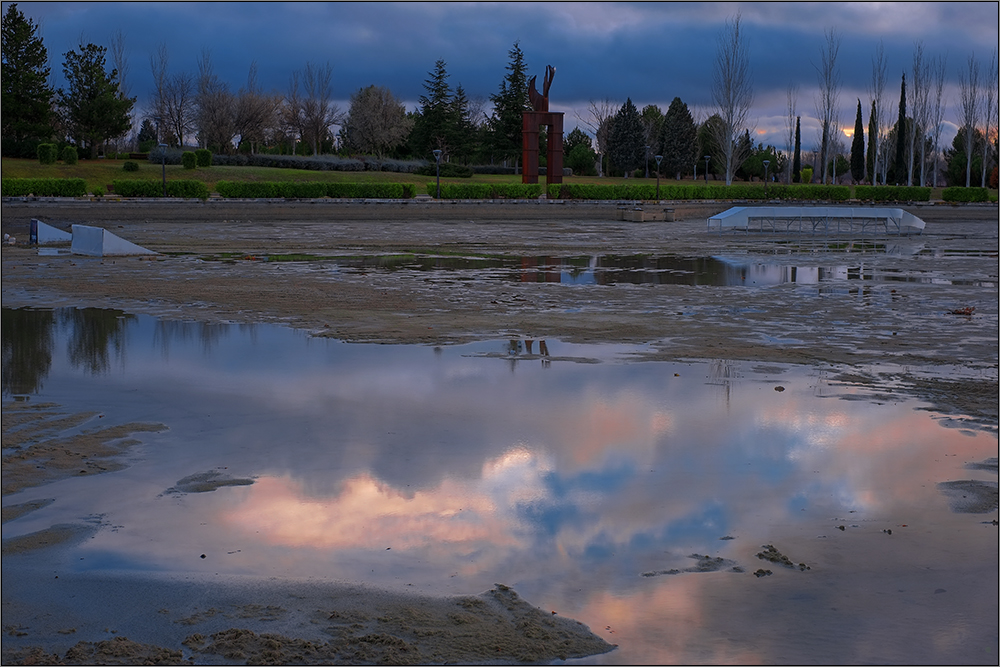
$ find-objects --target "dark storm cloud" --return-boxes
[6,1,996,148]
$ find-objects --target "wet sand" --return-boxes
[1,198,997,664]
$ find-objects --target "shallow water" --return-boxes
[2,307,997,664]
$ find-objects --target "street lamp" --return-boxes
[654,155,663,200]
[703,155,710,183]
[644,145,650,178]
[159,143,168,197]
[432,149,442,199]
[762,159,770,197]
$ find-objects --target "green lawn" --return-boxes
[2,157,993,201]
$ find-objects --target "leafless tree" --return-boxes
[958,54,980,187]
[296,61,342,155]
[908,42,933,186]
[814,29,841,184]
[711,13,754,185]
[868,41,889,185]
[195,49,236,152]
[575,98,618,177]
[466,94,490,129]
[341,85,413,159]
[784,83,798,184]
[929,55,947,187]
[149,43,194,147]
[232,62,279,154]
[107,29,132,151]
[980,48,997,187]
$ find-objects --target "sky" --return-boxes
[6,1,998,153]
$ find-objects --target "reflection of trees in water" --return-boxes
[62,308,136,374]
[152,320,253,356]
[2,308,56,395]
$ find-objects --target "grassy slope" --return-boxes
[3,157,994,200]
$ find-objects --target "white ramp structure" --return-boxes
[71,224,157,257]
[708,206,926,235]
[30,219,73,244]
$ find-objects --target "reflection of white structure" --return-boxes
[708,206,926,235]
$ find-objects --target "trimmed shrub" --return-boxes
[111,179,208,199]
[800,167,814,184]
[416,162,475,178]
[942,187,990,202]
[37,143,57,165]
[168,180,209,199]
[2,178,88,197]
[428,183,545,199]
[275,182,329,198]
[181,151,197,169]
[60,146,78,165]
[123,161,139,172]
[195,148,212,167]
[854,185,931,202]
[92,186,104,197]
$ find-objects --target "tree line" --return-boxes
[2,4,997,187]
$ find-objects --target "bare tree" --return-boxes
[108,29,131,151]
[233,62,279,154]
[958,54,980,187]
[868,41,889,185]
[575,98,618,177]
[980,48,997,187]
[908,42,933,186]
[710,13,754,185]
[341,85,413,159]
[929,55,947,187]
[814,29,841,184]
[297,61,341,155]
[283,70,305,152]
[195,49,235,152]
[784,84,798,184]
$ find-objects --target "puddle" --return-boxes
[2,307,997,665]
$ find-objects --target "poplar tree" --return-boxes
[1,3,55,156]
[488,41,530,169]
[866,100,877,184]
[850,99,865,183]
[792,116,801,182]
[894,73,907,184]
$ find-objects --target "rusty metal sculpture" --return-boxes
[522,65,563,186]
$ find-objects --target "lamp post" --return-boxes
[654,155,663,200]
[703,155,710,183]
[644,145,650,178]
[432,149,442,199]
[762,159,770,197]
[159,143,168,197]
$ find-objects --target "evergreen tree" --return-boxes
[659,97,697,180]
[410,59,456,159]
[1,3,55,157]
[57,42,135,158]
[866,100,877,184]
[608,98,644,177]
[488,41,530,169]
[850,99,865,183]
[793,116,801,182]
[894,73,907,184]
[137,118,157,151]
[563,127,592,154]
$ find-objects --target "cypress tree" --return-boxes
[866,100,877,185]
[792,116,801,183]
[608,97,644,177]
[658,97,697,180]
[850,99,865,183]
[894,73,906,185]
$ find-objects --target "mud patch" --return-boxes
[641,553,740,577]
[1,523,98,555]
[1,498,55,524]
[937,480,1000,513]
[755,544,812,571]
[2,636,186,666]
[164,470,256,494]
[1,402,166,496]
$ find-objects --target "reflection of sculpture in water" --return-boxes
[528,65,555,112]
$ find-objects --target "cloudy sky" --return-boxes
[8,1,998,152]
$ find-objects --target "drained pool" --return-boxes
[2,307,997,664]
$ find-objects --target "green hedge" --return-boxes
[2,177,88,197]
[195,148,212,167]
[544,183,850,202]
[215,181,416,199]
[942,187,990,202]
[855,185,931,202]
[111,179,209,199]
[428,183,545,199]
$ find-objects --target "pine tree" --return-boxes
[57,42,135,158]
[866,100,877,184]
[410,59,456,159]
[894,73,907,184]
[488,41,530,169]
[658,97,697,180]
[1,3,55,156]
[850,99,865,183]
[608,98,644,177]
[793,116,801,182]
